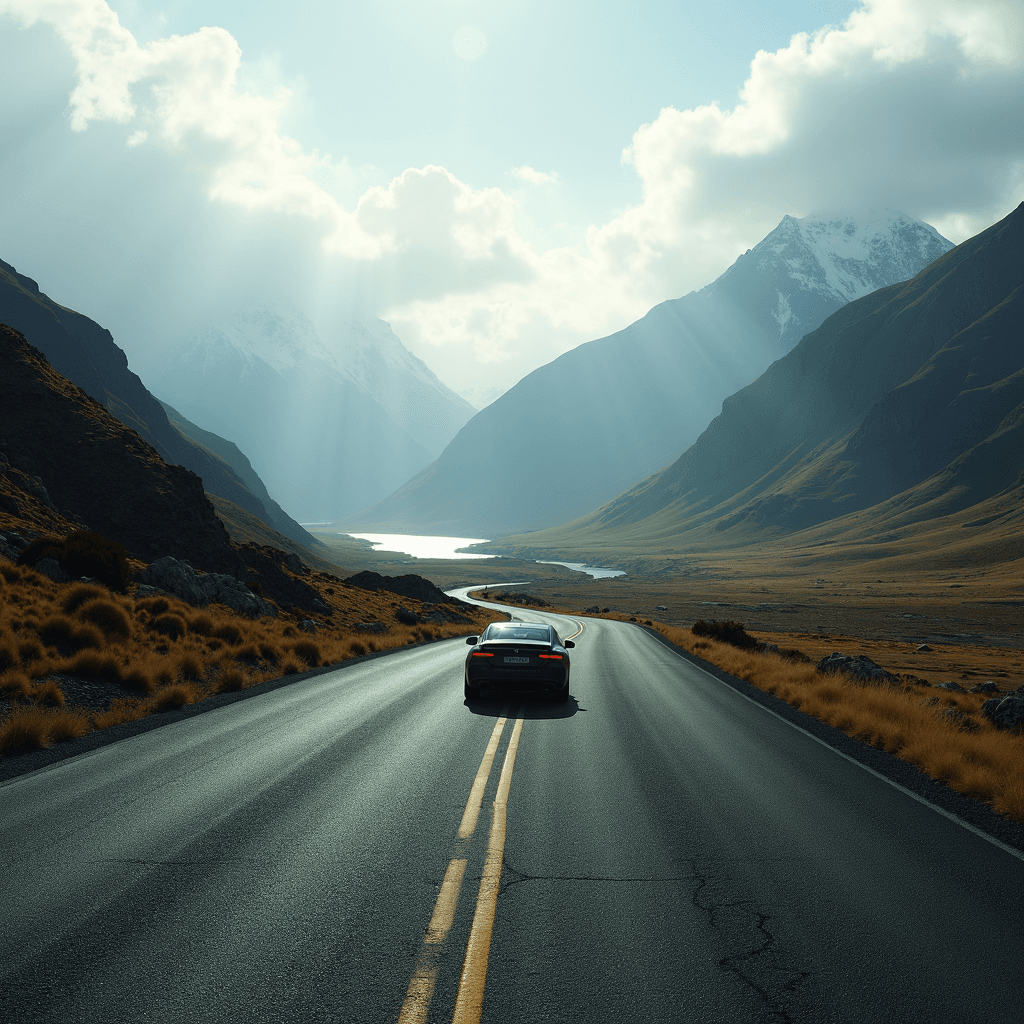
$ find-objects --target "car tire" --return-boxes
[556,678,569,703]
[465,679,480,700]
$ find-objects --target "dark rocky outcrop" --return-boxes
[0,323,240,574]
[138,555,276,618]
[345,570,452,605]
[236,544,330,616]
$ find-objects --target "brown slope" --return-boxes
[0,324,241,573]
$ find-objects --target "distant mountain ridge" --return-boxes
[349,211,952,536]
[150,306,476,522]
[534,203,1024,548]
[0,257,315,550]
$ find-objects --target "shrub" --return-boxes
[62,583,107,615]
[39,615,104,654]
[282,659,301,675]
[76,599,132,642]
[121,667,155,694]
[19,530,131,592]
[349,640,367,657]
[188,612,214,636]
[235,643,261,664]
[47,706,91,743]
[212,621,243,645]
[258,642,280,665]
[151,683,198,711]
[18,638,45,664]
[0,643,16,674]
[151,613,186,640]
[691,619,758,650]
[174,651,204,681]
[31,679,65,707]
[93,697,145,729]
[63,650,124,685]
[136,596,170,615]
[0,670,33,701]
[291,640,320,667]
[217,667,246,691]
[0,705,54,753]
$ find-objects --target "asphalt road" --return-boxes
[2,594,1023,1023]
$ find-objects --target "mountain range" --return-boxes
[347,211,952,537]
[0,259,314,549]
[501,202,1024,558]
[149,307,476,522]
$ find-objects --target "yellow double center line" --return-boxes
[397,706,524,1024]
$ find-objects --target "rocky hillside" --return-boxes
[350,211,951,536]
[0,324,240,573]
[0,259,315,549]
[0,325,333,615]
[540,202,1024,545]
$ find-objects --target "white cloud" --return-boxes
[2,0,1022,393]
[513,166,559,185]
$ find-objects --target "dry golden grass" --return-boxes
[0,559,497,758]
[653,623,1024,823]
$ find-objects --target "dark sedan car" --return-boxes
[464,621,574,701]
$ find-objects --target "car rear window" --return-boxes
[486,625,550,641]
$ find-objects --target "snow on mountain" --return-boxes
[770,210,951,304]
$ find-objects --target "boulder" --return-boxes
[934,681,966,692]
[916,644,932,652]
[282,552,306,575]
[138,555,207,605]
[298,619,319,633]
[980,696,1024,732]
[354,621,388,633]
[816,652,895,684]
[137,555,275,618]
[968,681,1000,694]
[199,573,276,618]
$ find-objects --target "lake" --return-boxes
[340,533,626,577]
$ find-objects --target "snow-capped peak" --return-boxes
[761,210,952,305]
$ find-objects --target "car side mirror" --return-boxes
[466,636,479,645]
[564,640,575,648]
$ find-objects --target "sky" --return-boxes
[0,0,1022,402]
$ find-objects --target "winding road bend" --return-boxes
[1,592,1022,1023]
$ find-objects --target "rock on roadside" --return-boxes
[980,694,1024,733]
[816,652,895,684]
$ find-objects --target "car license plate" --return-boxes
[504,656,530,664]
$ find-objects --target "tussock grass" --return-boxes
[656,623,1024,823]
[76,599,132,641]
[1,557,496,759]
[0,704,91,751]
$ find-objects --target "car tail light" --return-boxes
[471,652,494,657]
[538,653,563,659]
